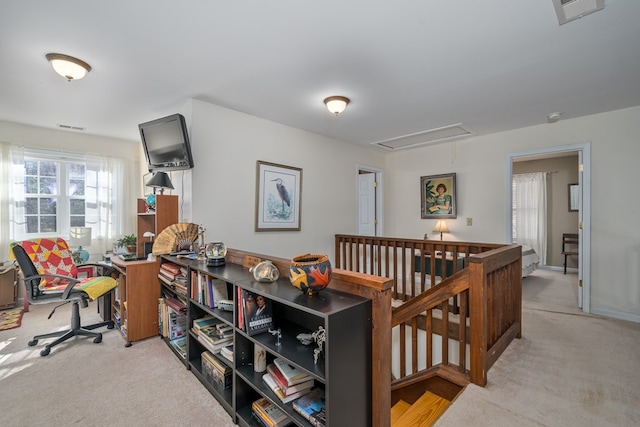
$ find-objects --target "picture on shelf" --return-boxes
[242,290,273,335]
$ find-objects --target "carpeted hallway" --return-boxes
[436,268,640,427]
[1,269,638,426]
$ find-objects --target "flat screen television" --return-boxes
[139,113,194,172]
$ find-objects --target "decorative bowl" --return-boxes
[289,254,332,295]
[250,260,280,283]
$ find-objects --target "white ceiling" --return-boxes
[1,1,639,149]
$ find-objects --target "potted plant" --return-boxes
[117,234,137,254]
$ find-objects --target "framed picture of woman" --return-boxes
[420,173,457,219]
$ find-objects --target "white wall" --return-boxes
[188,99,386,261]
[384,106,640,322]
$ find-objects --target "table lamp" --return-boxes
[147,171,174,195]
[432,220,449,241]
[70,227,92,263]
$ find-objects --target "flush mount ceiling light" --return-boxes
[45,53,91,81]
[324,96,350,115]
[547,112,562,123]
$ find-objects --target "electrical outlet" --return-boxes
[466,217,473,226]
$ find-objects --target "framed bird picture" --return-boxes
[255,161,302,231]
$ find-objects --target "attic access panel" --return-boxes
[552,0,604,25]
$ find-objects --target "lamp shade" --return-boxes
[70,227,92,263]
[432,220,449,240]
[147,172,174,194]
[70,227,92,247]
[324,96,350,115]
[46,53,91,81]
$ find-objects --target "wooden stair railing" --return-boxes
[334,235,523,426]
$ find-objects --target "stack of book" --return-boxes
[159,262,188,297]
[262,358,314,404]
[292,387,326,427]
[192,317,233,354]
[251,397,292,427]
[201,350,232,389]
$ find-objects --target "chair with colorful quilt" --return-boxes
[11,237,118,356]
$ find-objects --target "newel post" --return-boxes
[468,257,488,386]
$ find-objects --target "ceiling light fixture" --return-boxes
[547,112,562,123]
[324,96,350,115]
[45,53,91,81]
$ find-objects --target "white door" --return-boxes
[357,172,376,236]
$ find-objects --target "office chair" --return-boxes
[11,238,118,356]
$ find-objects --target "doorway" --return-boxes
[356,165,383,236]
[506,142,591,313]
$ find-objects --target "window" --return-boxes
[23,156,88,235]
[512,172,547,264]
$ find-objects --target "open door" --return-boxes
[357,172,376,236]
[356,165,383,237]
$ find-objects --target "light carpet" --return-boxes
[436,268,640,427]
[0,302,235,427]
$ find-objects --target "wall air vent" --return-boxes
[57,123,85,131]
[371,123,472,151]
[552,0,604,25]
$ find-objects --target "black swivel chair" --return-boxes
[11,238,118,356]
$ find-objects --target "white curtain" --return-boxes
[513,172,547,264]
[0,144,129,260]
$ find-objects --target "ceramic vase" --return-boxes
[289,254,332,295]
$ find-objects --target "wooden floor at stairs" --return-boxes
[391,377,462,426]
[392,391,450,427]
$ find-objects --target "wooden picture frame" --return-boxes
[255,161,302,231]
[420,172,457,219]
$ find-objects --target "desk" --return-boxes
[414,255,464,277]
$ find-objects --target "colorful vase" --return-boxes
[289,254,332,295]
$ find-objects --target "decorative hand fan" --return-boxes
[152,222,200,255]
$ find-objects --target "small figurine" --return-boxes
[296,332,314,345]
[268,328,282,347]
[312,326,326,364]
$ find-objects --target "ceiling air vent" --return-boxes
[552,0,604,25]
[57,123,86,131]
[371,123,472,150]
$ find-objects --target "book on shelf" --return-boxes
[262,373,312,404]
[165,296,187,314]
[170,336,187,359]
[219,344,234,363]
[266,363,314,396]
[273,357,312,386]
[242,290,273,336]
[252,397,292,427]
[160,262,182,275]
[201,350,232,389]
[237,287,244,331]
[192,315,218,332]
[292,387,326,427]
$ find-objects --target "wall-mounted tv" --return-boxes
[139,113,194,172]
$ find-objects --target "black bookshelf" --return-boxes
[160,254,372,426]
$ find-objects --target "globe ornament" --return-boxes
[289,254,332,295]
[145,193,156,212]
[205,242,227,267]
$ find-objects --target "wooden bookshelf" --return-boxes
[111,257,161,346]
[136,194,178,258]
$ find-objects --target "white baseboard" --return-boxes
[591,307,640,324]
